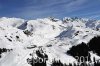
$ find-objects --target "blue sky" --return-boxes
[0,0,100,19]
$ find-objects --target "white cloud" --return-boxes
[89,15,100,19]
[12,0,88,19]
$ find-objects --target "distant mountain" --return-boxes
[0,17,100,66]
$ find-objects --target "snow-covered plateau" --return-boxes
[0,17,100,66]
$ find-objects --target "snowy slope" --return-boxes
[0,17,100,66]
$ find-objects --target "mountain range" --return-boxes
[0,17,100,66]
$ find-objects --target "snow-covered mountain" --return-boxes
[0,17,100,66]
